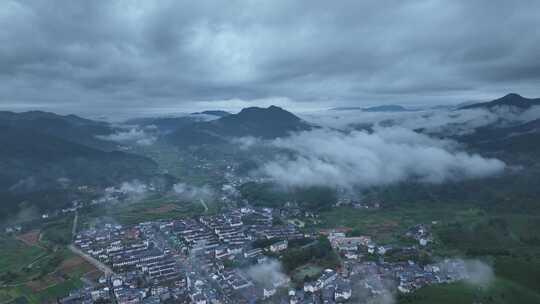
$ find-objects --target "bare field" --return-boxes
[16,230,41,246]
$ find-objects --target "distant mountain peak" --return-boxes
[239,105,285,113]
[233,105,301,122]
[503,93,522,99]
[167,105,310,146]
[494,93,527,104]
[460,93,540,110]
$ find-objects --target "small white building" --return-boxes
[269,240,288,253]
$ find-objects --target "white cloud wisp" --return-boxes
[259,127,505,188]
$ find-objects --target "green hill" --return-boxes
[167,105,311,146]
[0,119,158,220]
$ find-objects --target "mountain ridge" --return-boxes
[460,93,540,110]
[167,105,311,146]
[0,110,115,150]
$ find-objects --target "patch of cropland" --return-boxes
[79,195,207,226]
[398,279,540,304]
[0,226,98,304]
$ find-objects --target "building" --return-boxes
[269,240,288,253]
[334,279,352,301]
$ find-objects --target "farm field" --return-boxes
[316,204,484,244]
[398,278,540,304]
[0,232,98,304]
[0,237,46,277]
[79,194,209,226]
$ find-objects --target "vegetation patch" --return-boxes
[292,264,323,284]
[398,278,540,304]
[0,237,47,281]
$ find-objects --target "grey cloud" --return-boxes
[104,180,151,204]
[436,259,495,288]
[301,106,540,134]
[98,125,158,145]
[245,259,289,289]
[1,1,540,114]
[259,127,505,188]
[118,180,148,195]
[172,183,214,201]
[463,260,495,288]
[231,136,259,150]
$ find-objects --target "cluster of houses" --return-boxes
[70,223,185,303]
[64,206,307,303]
[287,255,467,304]
[317,225,467,300]
[296,269,353,303]
[61,198,470,304]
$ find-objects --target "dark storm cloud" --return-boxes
[1,0,540,114]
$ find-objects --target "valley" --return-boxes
[1,95,540,303]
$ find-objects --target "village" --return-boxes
[60,204,472,304]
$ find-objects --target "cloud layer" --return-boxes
[301,106,540,134]
[173,182,214,201]
[259,127,505,188]
[1,1,540,114]
[98,125,158,145]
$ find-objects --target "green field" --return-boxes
[292,264,323,284]
[79,194,209,226]
[134,143,229,186]
[398,279,540,304]
[0,237,46,276]
[0,224,96,304]
[316,204,484,243]
[41,216,74,246]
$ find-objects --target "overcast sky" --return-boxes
[1,0,539,115]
